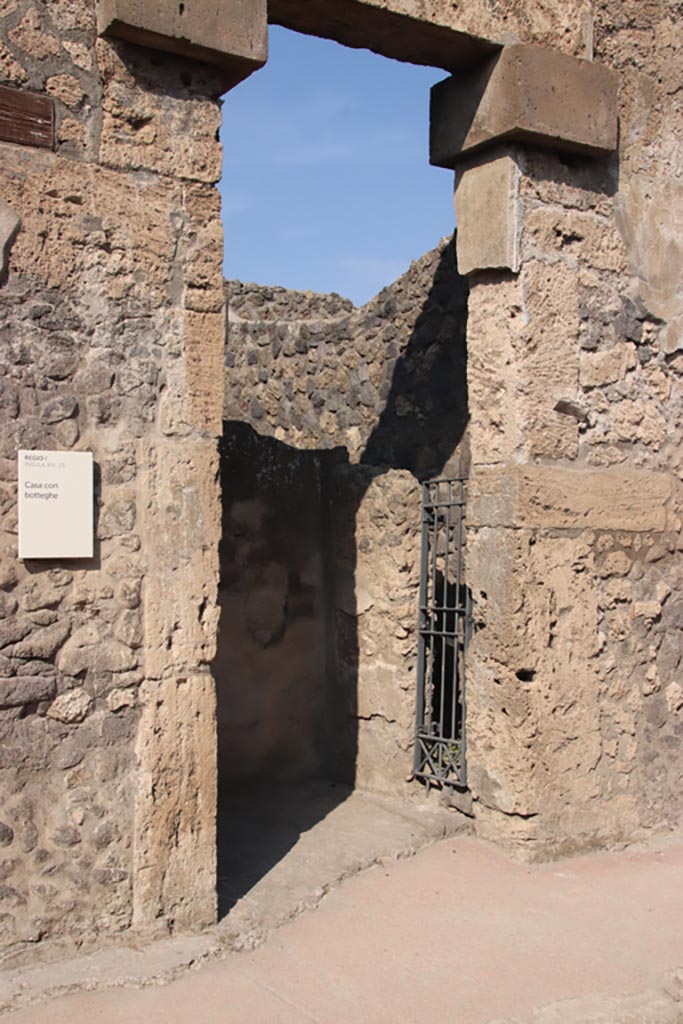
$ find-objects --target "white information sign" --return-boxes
[18,450,94,559]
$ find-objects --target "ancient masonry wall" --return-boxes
[464,2,683,854]
[0,0,681,961]
[0,1,224,957]
[224,240,469,794]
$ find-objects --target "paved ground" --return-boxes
[217,780,465,945]
[3,823,683,1023]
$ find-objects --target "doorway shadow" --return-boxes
[214,237,469,921]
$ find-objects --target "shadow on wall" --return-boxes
[361,239,469,480]
[214,238,469,919]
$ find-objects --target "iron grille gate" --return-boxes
[413,478,470,788]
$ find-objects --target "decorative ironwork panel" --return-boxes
[413,478,470,788]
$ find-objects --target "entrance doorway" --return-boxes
[214,423,354,918]
[214,26,470,933]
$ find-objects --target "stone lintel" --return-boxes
[268,0,498,70]
[96,0,267,92]
[455,152,520,275]
[431,44,618,167]
[469,465,672,534]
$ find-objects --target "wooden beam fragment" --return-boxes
[0,84,54,151]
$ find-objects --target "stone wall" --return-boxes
[0,0,681,963]
[462,2,683,855]
[225,240,469,795]
[226,238,469,477]
[0,0,224,958]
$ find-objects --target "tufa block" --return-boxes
[96,0,267,92]
[431,43,618,167]
[455,154,520,275]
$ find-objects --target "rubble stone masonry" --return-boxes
[225,241,468,794]
[0,0,224,960]
[0,0,680,963]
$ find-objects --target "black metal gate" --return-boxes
[413,478,470,788]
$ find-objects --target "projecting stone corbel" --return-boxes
[96,0,268,91]
[430,43,618,167]
[433,44,618,276]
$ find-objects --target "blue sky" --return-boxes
[219,27,454,306]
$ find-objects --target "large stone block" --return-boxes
[183,311,225,437]
[268,0,593,67]
[519,260,580,461]
[97,41,223,183]
[454,154,520,274]
[431,44,618,167]
[139,440,221,680]
[133,673,217,930]
[1,144,183,295]
[96,0,267,92]
[469,465,673,533]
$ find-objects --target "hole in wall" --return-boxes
[515,668,536,683]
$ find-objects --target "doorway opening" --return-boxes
[215,27,470,933]
[214,423,353,918]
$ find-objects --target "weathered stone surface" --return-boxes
[0,39,28,85]
[97,41,223,183]
[269,0,593,67]
[455,154,520,274]
[106,687,136,712]
[139,441,220,679]
[520,260,581,460]
[0,0,681,967]
[40,395,78,423]
[57,635,137,676]
[431,44,618,167]
[337,469,422,794]
[580,346,636,388]
[470,465,673,533]
[0,676,55,708]
[96,0,267,92]
[225,238,468,474]
[8,621,70,660]
[183,310,224,435]
[1,145,183,295]
[46,688,92,724]
[616,176,683,325]
[133,673,217,930]
[0,200,20,279]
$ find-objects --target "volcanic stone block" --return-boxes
[0,676,56,709]
[431,44,618,166]
[96,0,267,92]
[455,154,520,274]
